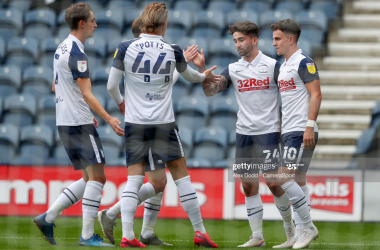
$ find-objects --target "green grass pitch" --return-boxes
[0,216,379,249]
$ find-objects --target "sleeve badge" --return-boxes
[77,61,87,73]
[306,63,316,74]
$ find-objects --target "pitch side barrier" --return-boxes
[0,159,379,221]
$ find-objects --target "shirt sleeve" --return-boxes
[220,66,232,88]
[68,41,89,80]
[274,61,281,84]
[112,41,129,71]
[170,44,187,73]
[298,57,320,84]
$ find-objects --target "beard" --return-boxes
[238,43,254,57]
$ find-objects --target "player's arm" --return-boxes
[299,58,322,149]
[52,72,55,93]
[199,61,231,97]
[77,77,124,136]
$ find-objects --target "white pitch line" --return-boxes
[1,237,379,247]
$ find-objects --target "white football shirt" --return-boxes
[278,49,320,134]
[221,51,281,135]
[112,34,188,124]
[54,34,93,126]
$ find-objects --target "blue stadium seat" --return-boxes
[174,0,203,12]
[6,37,38,70]
[274,0,304,15]
[168,9,192,30]
[36,94,56,130]
[226,10,259,28]
[93,9,124,40]
[176,96,209,130]
[78,0,104,13]
[124,8,143,29]
[310,0,339,20]
[191,11,224,38]
[106,157,126,166]
[0,66,21,98]
[0,124,19,164]
[3,94,36,128]
[172,84,190,103]
[214,159,228,168]
[92,67,110,85]
[54,144,68,159]
[44,156,72,166]
[22,85,51,98]
[108,0,135,10]
[84,37,106,70]
[140,0,172,8]
[209,38,239,69]
[186,158,212,168]
[229,129,236,145]
[8,0,32,13]
[23,66,53,86]
[19,125,53,159]
[178,126,193,157]
[296,10,327,49]
[298,38,313,57]
[193,126,228,161]
[210,97,238,132]
[0,9,23,42]
[177,37,208,57]
[57,26,71,41]
[39,37,61,66]
[241,0,274,14]
[57,9,66,27]
[24,8,56,41]
[0,38,5,62]
[260,10,293,29]
[259,28,274,40]
[257,38,277,58]
[165,27,187,39]
[208,0,236,14]
[0,97,2,119]
[97,125,123,160]
[354,128,377,155]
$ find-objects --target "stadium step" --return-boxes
[318,130,361,145]
[313,145,356,159]
[344,14,380,28]
[322,57,380,71]
[352,1,380,14]
[321,86,380,100]
[331,28,380,42]
[317,115,370,130]
[328,43,380,57]
[319,71,380,85]
[319,100,375,115]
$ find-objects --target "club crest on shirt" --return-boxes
[306,63,316,74]
[259,65,268,73]
[77,61,87,72]
[114,48,118,58]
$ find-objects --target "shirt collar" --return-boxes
[68,34,84,51]
[240,50,263,67]
[285,49,303,65]
[140,33,163,39]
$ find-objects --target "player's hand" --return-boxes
[93,117,98,128]
[193,49,206,67]
[107,117,124,136]
[118,99,125,116]
[183,45,198,64]
[203,65,222,85]
[303,127,315,150]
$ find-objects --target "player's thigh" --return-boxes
[86,163,106,183]
[280,131,319,173]
[252,132,281,173]
[124,122,149,167]
[128,162,146,176]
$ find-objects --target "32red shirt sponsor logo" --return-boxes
[278,78,296,92]
[237,77,270,92]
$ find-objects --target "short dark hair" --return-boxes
[270,19,301,42]
[132,16,143,38]
[228,21,259,38]
[65,3,92,30]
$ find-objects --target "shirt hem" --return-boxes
[56,122,94,126]
[282,127,319,135]
[235,128,280,136]
[124,119,176,125]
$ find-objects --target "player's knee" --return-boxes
[91,175,106,185]
[267,182,281,195]
[82,175,89,183]
[151,178,166,193]
[242,182,257,196]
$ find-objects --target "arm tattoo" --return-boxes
[198,64,206,73]
[202,76,228,96]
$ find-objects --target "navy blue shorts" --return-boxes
[58,124,105,170]
[235,132,280,173]
[125,122,184,167]
[145,148,166,172]
[280,131,319,172]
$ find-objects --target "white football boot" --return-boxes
[238,235,266,247]
[292,226,318,249]
[273,226,297,248]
